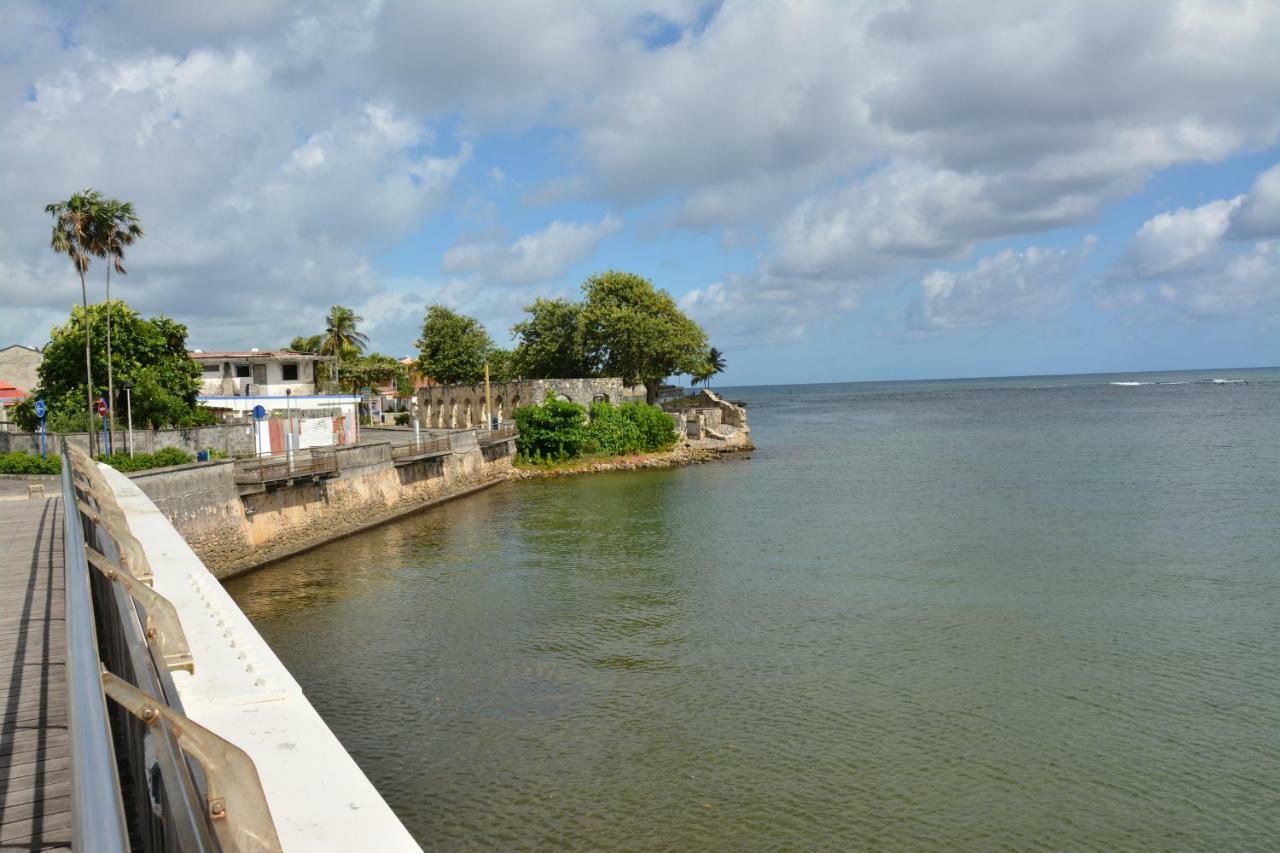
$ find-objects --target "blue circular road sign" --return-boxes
[252,404,267,420]
[34,400,46,418]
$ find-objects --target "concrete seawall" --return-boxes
[129,432,514,578]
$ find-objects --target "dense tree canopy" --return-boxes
[511,298,593,379]
[416,305,494,385]
[579,271,707,402]
[13,302,209,432]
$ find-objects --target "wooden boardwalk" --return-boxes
[0,495,71,851]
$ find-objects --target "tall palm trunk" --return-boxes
[105,265,115,454]
[80,267,95,455]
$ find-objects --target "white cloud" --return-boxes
[1103,170,1280,319]
[442,216,621,285]
[5,0,1280,357]
[906,240,1094,333]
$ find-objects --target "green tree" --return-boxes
[416,305,493,385]
[487,347,517,383]
[13,302,207,432]
[289,334,323,353]
[691,346,726,388]
[92,197,144,452]
[46,189,106,451]
[340,352,405,394]
[320,306,368,387]
[580,271,708,403]
[511,298,593,378]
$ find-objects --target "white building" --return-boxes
[190,349,334,397]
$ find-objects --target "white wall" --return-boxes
[197,359,320,397]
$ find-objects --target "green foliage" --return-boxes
[584,401,643,455]
[580,271,707,401]
[511,298,593,378]
[0,452,61,475]
[12,301,205,431]
[513,393,586,461]
[394,412,411,426]
[416,305,494,384]
[321,306,368,358]
[487,347,517,383]
[584,401,678,455]
[97,446,193,472]
[289,334,323,353]
[341,352,405,394]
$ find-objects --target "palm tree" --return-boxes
[289,334,323,353]
[92,198,144,453]
[706,347,726,388]
[320,306,368,387]
[46,189,105,452]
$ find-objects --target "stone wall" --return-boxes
[126,431,515,578]
[415,377,631,428]
[0,421,257,456]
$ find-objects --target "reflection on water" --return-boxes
[228,372,1280,850]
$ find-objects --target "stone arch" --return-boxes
[463,398,473,428]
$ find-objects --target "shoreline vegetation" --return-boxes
[510,438,753,479]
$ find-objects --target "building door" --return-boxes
[252,364,267,387]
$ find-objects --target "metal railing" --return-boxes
[61,439,283,852]
[389,435,451,461]
[476,424,517,445]
[232,446,338,485]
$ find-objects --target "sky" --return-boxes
[1,0,1279,386]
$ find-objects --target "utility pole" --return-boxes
[121,381,134,458]
[484,362,493,429]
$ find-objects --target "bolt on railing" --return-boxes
[61,440,283,852]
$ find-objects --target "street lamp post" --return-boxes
[285,389,294,474]
[120,381,134,458]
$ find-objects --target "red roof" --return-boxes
[0,382,28,403]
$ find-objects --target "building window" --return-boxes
[201,363,220,374]
[282,363,299,381]
[235,364,251,378]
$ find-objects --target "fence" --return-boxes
[61,439,282,851]
[476,424,517,445]
[232,446,339,486]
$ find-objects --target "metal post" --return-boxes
[285,389,294,474]
[484,362,492,429]
[124,386,134,459]
[40,416,46,460]
[413,418,421,452]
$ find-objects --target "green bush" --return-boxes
[583,401,677,455]
[623,402,679,452]
[0,452,61,475]
[513,393,586,461]
[96,447,194,472]
[584,401,643,455]
[394,413,411,426]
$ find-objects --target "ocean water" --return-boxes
[226,367,1280,850]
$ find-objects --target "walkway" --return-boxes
[0,495,70,851]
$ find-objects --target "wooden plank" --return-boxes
[0,497,70,851]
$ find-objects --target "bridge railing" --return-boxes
[389,435,452,461]
[61,439,283,852]
[232,446,339,485]
[476,424,517,445]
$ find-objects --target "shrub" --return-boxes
[623,402,679,452]
[584,401,643,456]
[96,447,193,472]
[0,452,61,475]
[513,393,586,461]
[394,413,411,426]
